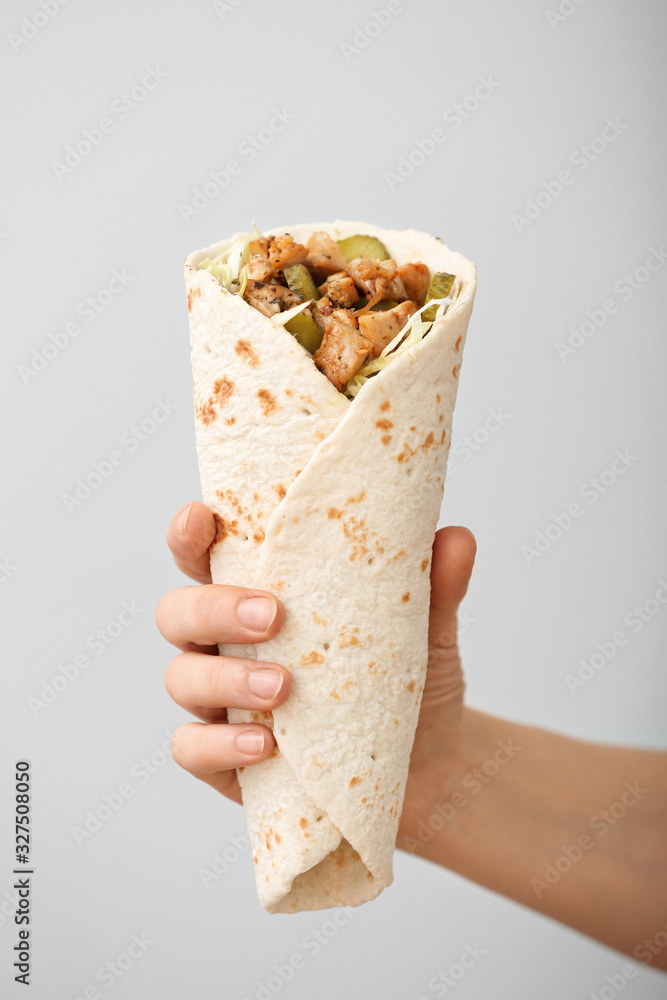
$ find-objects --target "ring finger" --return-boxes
[165,651,291,722]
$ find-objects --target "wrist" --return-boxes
[397,707,517,856]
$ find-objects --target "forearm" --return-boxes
[400,708,667,966]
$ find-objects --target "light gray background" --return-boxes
[2,0,666,997]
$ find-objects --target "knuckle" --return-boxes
[164,654,184,700]
[171,724,197,769]
[154,592,173,637]
[171,722,225,776]
[192,586,224,632]
[202,658,224,703]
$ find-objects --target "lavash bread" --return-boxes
[185,221,476,912]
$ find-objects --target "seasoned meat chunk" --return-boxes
[304,231,348,284]
[247,234,308,277]
[317,272,360,308]
[345,257,407,302]
[313,298,372,391]
[358,300,416,356]
[243,280,302,318]
[245,254,275,282]
[397,261,430,305]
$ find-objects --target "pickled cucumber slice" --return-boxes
[423,272,456,322]
[285,311,323,354]
[337,235,390,263]
[370,298,398,312]
[284,263,318,302]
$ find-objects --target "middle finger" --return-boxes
[165,651,291,721]
[156,584,283,651]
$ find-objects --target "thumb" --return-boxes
[428,526,477,654]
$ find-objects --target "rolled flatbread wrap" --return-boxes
[184,220,476,912]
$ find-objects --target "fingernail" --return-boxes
[247,668,283,699]
[236,730,265,755]
[237,597,277,631]
[177,503,193,535]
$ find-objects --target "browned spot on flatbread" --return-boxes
[349,776,361,787]
[212,512,237,546]
[380,399,391,411]
[330,688,340,700]
[186,285,201,312]
[455,335,462,351]
[214,377,234,407]
[257,388,277,416]
[225,416,236,425]
[452,365,461,378]
[234,339,259,367]
[339,633,360,649]
[253,528,265,544]
[406,680,415,692]
[299,817,308,829]
[392,550,406,561]
[312,611,328,626]
[438,413,443,423]
[436,394,441,403]
[441,429,447,444]
[421,431,435,451]
[300,651,324,665]
[196,399,216,425]
[275,484,286,500]
[382,435,392,445]
[328,508,343,519]
[274,832,281,843]
[252,855,258,864]
[342,515,369,561]
[376,419,393,431]
[285,388,293,396]
[402,592,411,603]
[421,558,429,572]
[216,489,243,515]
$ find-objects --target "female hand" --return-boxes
[156,500,477,834]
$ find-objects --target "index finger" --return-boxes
[168,502,216,583]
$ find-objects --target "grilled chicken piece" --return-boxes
[243,280,302,318]
[304,231,348,284]
[397,261,430,305]
[247,234,308,277]
[358,300,416,356]
[317,271,360,308]
[245,254,275,282]
[313,298,372,391]
[345,257,407,302]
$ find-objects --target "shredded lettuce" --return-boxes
[236,266,249,299]
[197,236,251,292]
[346,292,457,398]
[271,299,313,326]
